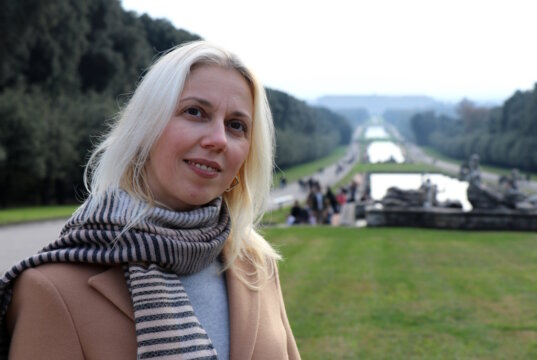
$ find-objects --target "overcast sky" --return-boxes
[121,0,537,103]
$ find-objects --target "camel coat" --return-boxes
[5,260,300,360]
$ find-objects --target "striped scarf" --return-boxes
[0,190,230,359]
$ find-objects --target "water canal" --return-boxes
[367,142,405,163]
[364,125,405,164]
[363,124,471,210]
[364,125,390,139]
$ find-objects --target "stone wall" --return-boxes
[366,207,537,231]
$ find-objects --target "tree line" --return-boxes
[0,0,350,206]
[408,87,537,172]
[267,89,351,168]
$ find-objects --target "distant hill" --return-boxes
[316,95,454,116]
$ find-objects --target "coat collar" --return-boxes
[87,267,134,321]
[87,261,261,360]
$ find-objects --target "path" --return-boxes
[0,220,65,272]
[267,126,362,210]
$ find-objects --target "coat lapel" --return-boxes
[227,259,261,360]
[88,267,134,321]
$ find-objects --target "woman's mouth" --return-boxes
[185,159,221,175]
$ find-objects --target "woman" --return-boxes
[0,41,300,360]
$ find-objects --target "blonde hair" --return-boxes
[84,41,280,288]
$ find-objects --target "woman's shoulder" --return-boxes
[8,263,125,320]
[12,263,117,293]
[21,262,111,277]
[7,263,137,359]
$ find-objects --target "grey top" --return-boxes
[180,259,230,360]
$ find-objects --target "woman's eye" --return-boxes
[185,107,202,117]
[228,120,248,134]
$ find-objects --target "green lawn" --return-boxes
[273,146,347,185]
[261,205,290,225]
[0,205,79,225]
[266,226,537,359]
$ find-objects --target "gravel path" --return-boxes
[0,220,65,272]
[267,127,362,211]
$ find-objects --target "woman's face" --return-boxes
[145,65,253,211]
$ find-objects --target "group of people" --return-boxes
[287,179,364,226]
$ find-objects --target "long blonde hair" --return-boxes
[84,41,280,288]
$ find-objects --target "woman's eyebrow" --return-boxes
[180,96,213,108]
[230,111,252,122]
[181,96,252,121]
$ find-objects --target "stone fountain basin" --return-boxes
[366,206,537,231]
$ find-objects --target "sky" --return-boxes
[121,0,537,104]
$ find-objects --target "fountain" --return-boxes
[366,154,537,230]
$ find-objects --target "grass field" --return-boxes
[265,226,537,359]
[262,205,290,225]
[0,205,79,225]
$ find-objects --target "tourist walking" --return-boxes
[307,183,327,224]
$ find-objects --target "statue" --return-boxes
[381,187,426,208]
[459,154,537,211]
[499,170,537,210]
[381,177,462,209]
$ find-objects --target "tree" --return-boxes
[456,98,489,132]
[410,111,437,145]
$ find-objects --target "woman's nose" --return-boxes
[200,119,228,151]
